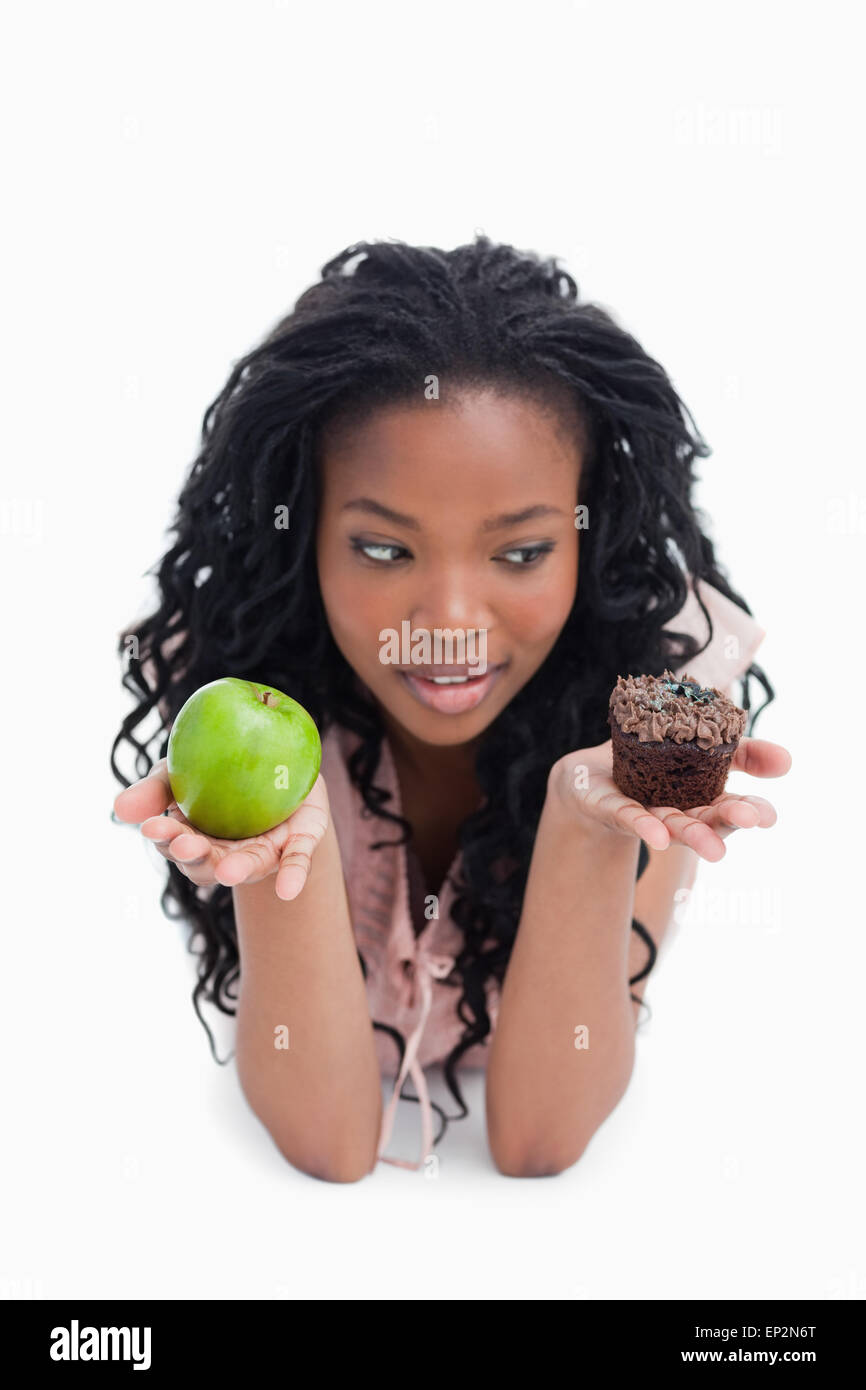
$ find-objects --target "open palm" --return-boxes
[113,757,330,900]
[551,736,791,862]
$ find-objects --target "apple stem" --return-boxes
[260,691,278,708]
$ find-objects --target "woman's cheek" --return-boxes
[325,573,392,667]
[502,571,576,648]
[515,600,565,650]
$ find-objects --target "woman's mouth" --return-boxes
[397,662,508,714]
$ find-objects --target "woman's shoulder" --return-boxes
[319,721,371,870]
[665,574,766,693]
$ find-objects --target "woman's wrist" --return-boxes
[540,771,643,892]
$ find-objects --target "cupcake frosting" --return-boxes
[609,670,746,750]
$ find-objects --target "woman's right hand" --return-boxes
[112,758,330,901]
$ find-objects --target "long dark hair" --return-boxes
[111,235,774,1150]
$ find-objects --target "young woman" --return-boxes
[111,235,790,1181]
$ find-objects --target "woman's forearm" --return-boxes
[233,816,383,1182]
[486,790,640,1176]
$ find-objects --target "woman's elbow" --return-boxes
[490,1137,589,1178]
[276,1137,377,1183]
[242,1087,379,1182]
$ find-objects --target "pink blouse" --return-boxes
[320,577,767,1170]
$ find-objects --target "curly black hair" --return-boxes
[110,234,774,1152]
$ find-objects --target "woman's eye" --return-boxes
[496,542,555,566]
[350,538,555,566]
[351,539,410,564]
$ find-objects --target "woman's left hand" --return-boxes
[548,736,792,863]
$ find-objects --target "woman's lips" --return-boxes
[397,663,507,714]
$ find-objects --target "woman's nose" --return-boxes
[408,569,493,634]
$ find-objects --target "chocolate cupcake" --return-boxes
[608,670,747,811]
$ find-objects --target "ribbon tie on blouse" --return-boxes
[376,949,456,1171]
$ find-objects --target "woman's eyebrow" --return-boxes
[340,498,421,529]
[340,499,565,531]
[480,504,565,532]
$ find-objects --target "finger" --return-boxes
[140,812,189,848]
[171,855,216,887]
[275,831,320,900]
[730,737,792,778]
[694,795,777,832]
[275,800,329,900]
[139,814,216,882]
[275,863,308,901]
[713,799,761,829]
[583,787,672,850]
[646,806,727,862]
[168,831,214,864]
[113,758,173,824]
[214,840,276,888]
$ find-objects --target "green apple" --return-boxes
[167,678,322,839]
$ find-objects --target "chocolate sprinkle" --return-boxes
[662,678,715,704]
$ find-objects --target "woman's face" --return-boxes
[315,389,583,749]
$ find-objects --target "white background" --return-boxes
[1,0,862,1301]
